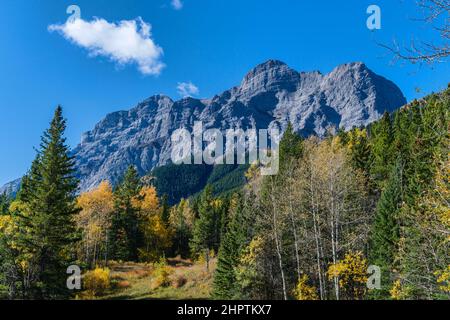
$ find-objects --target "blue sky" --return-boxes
[0,0,448,185]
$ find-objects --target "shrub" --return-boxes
[152,260,173,289]
[293,274,318,300]
[83,267,111,297]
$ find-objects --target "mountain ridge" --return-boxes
[1,60,407,194]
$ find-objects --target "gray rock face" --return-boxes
[0,178,21,197]
[2,60,407,193]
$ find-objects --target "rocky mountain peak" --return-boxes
[1,60,407,194]
[240,59,301,95]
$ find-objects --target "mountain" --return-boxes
[0,178,21,198]
[2,60,407,194]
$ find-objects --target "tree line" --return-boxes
[213,88,449,300]
[0,87,449,300]
[0,106,227,299]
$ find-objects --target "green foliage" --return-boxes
[213,193,253,299]
[370,112,394,188]
[170,199,194,258]
[370,158,403,265]
[0,87,448,301]
[8,106,80,299]
[190,186,225,271]
[150,163,248,205]
[0,193,10,215]
[212,89,450,300]
[150,164,213,205]
[207,164,249,196]
[347,128,372,179]
[395,91,450,299]
[160,194,170,227]
[369,159,404,299]
[279,122,303,168]
[109,166,142,262]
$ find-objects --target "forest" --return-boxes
[0,87,448,300]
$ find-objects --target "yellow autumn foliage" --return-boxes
[293,274,319,300]
[76,181,114,266]
[390,279,410,300]
[435,265,450,293]
[327,251,368,299]
[82,267,111,297]
[151,259,173,289]
[134,186,172,262]
[134,186,159,213]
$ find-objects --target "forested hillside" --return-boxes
[149,163,248,205]
[0,88,448,300]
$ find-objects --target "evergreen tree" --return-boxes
[0,193,9,215]
[0,194,14,299]
[190,185,220,272]
[16,106,80,299]
[395,90,450,299]
[109,166,141,261]
[171,199,194,258]
[370,112,394,188]
[161,194,170,227]
[213,193,252,299]
[370,158,403,297]
[337,127,350,145]
[348,128,372,177]
[279,123,303,169]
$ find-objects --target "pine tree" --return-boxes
[279,123,303,170]
[170,199,194,258]
[348,128,372,177]
[213,193,251,299]
[109,166,141,262]
[161,194,170,227]
[370,112,394,188]
[190,185,220,272]
[337,128,350,146]
[0,193,9,215]
[370,158,403,297]
[16,106,80,299]
[395,90,450,299]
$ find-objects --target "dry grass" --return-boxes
[101,257,216,300]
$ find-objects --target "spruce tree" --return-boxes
[109,166,141,262]
[279,122,303,169]
[370,112,394,188]
[0,193,14,298]
[161,194,170,227]
[0,193,9,215]
[349,128,372,176]
[190,185,219,272]
[370,158,403,297]
[337,127,350,145]
[17,106,80,299]
[171,199,192,258]
[213,193,251,299]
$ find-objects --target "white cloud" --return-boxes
[177,82,199,97]
[48,17,165,75]
[171,0,183,10]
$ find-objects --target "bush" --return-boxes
[293,274,318,300]
[83,267,111,297]
[152,260,173,289]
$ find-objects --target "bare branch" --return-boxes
[382,0,449,64]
